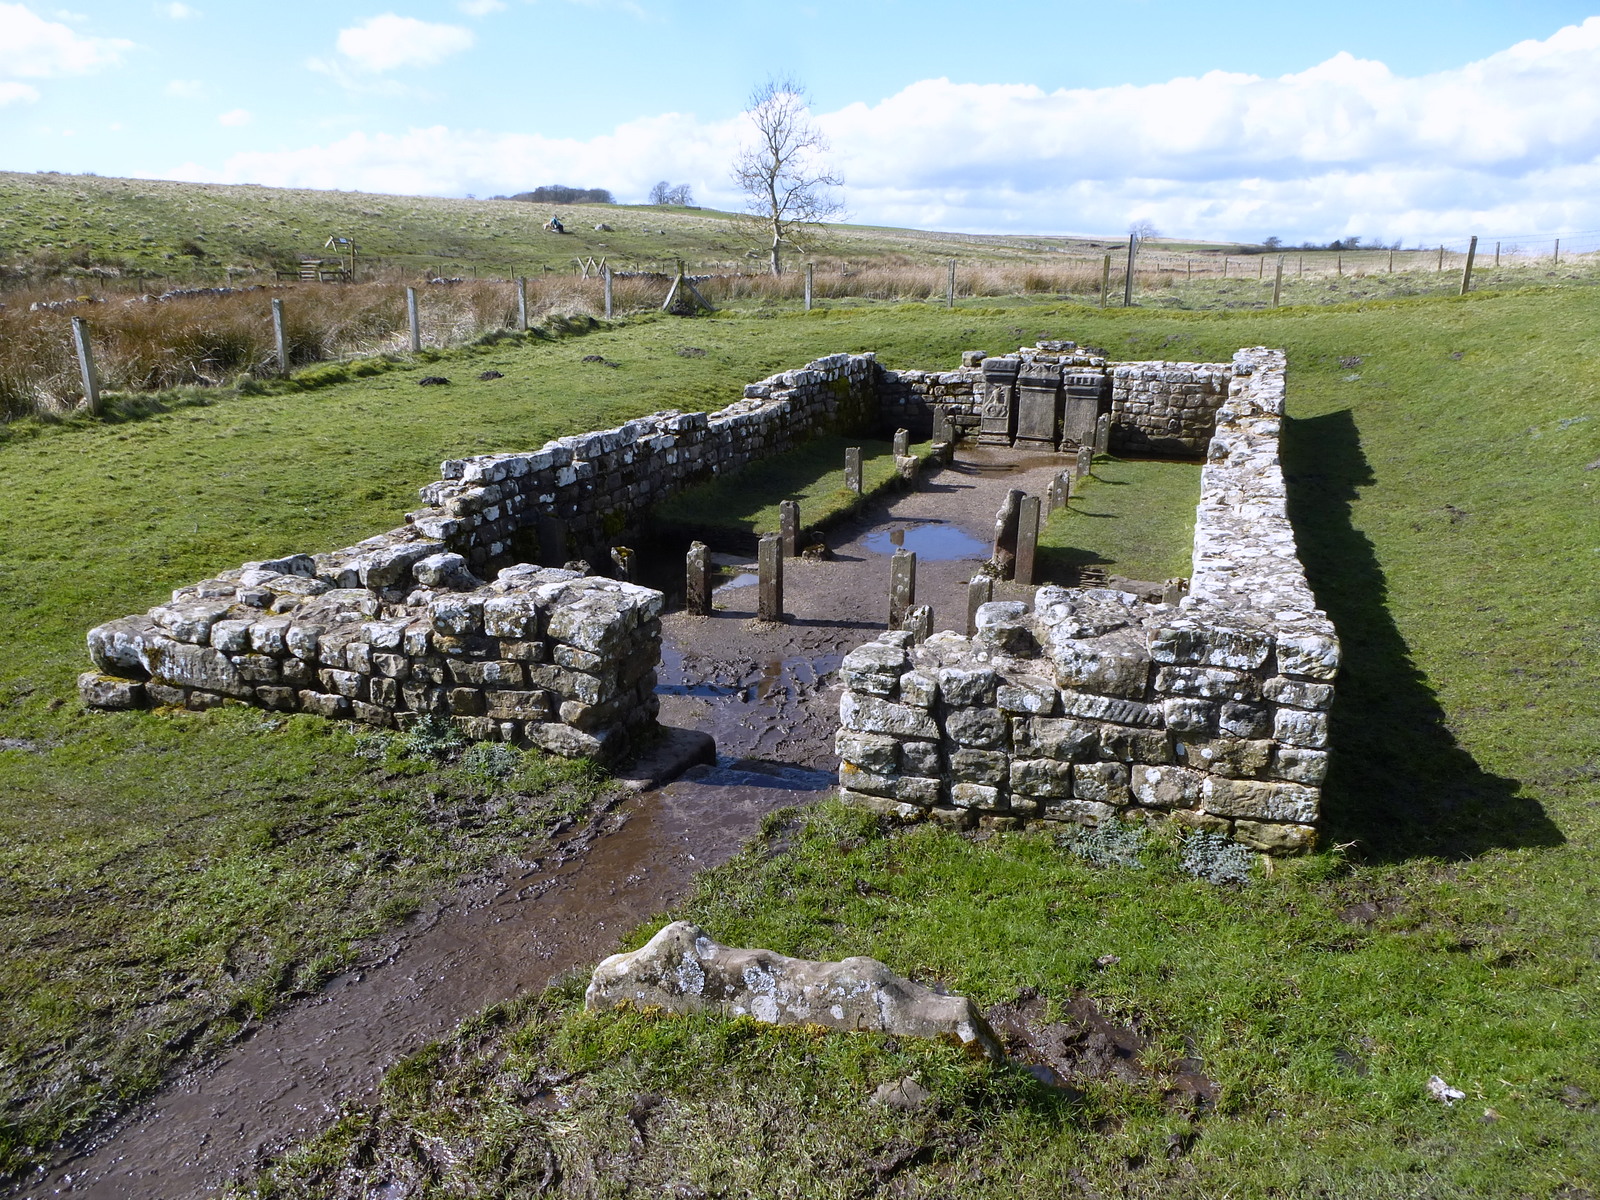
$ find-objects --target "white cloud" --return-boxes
[0,3,131,81]
[0,80,39,104]
[185,19,1600,242]
[164,78,203,97]
[217,107,250,126]
[458,0,504,13]
[334,13,473,71]
[162,2,199,17]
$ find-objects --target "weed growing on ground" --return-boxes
[1178,830,1257,886]
[397,713,467,761]
[1055,818,1148,868]
[458,742,522,783]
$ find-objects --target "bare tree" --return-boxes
[733,76,843,275]
[1128,219,1160,241]
[650,180,695,206]
[649,180,671,205]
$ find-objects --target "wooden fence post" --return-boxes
[1554,238,1561,265]
[271,297,287,375]
[1460,235,1478,296]
[603,266,613,319]
[70,316,100,415]
[406,286,421,352]
[1099,253,1111,308]
[516,276,528,330]
[1272,257,1284,308]
[1123,237,1136,307]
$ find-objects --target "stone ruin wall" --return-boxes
[78,351,884,756]
[877,340,1230,458]
[835,348,1339,853]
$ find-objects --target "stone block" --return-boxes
[1178,736,1271,778]
[1275,632,1340,681]
[483,595,541,639]
[1269,746,1329,785]
[836,730,900,774]
[950,782,1002,810]
[1009,758,1074,798]
[899,740,942,777]
[489,690,553,721]
[78,671,145,709]
[839,762,900,798]
[841,693,938,740]
[1263,676,1334,711]
[1162,698,1215,733]
[1038,797,1116,825]
[1219,702,1271,739]
[842,789,926,820]
[1129,764,1205,809]
[943,706,1007,749]
[1060,692,1163,727]
[1014,716,1098,760]
[1072,761,1130,806]
[899,671,938,708]
[298,691,350,719]
[1154,666,1260,703]
[448,659,525,688]
[141,640,253,698]
[937,667,997,707]
[995,676,1058,715]
[1273,707,1329,749]
[896,777,941,806]
[256,686,297,711]
[1050,637,1151,699]
[841,642,908,697]
[1099,725,1174,765]
[1232,819,1318,854]
[950,748,1008,785]
[1200,777,1318,823]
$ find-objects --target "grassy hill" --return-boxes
[0,170,1129,284]
[0,288,1596,1194]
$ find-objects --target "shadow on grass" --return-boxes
[1283,410,1561,861]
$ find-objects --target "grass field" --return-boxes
[1038,457,1203,583]
[1,287,1598,1194]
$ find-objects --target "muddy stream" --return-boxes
[22,446,1083,1199]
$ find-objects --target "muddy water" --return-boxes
[24,761,830,1200]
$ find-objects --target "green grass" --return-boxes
[653,433,931,544]
[1038,456,1202,582]
[0,170,1114,283]
[3,287,1599,1193]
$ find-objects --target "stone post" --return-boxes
[603,266,614,319]
[70,317,100,415]
[844,446,863,494]
[1075,444,1094,482]
[1094,412,1111,455]
[610,546,636,583]
[889,548,916,629]
[904,603,933,644]
[1048,472,1071,513]
[893,427,910,457]
[779,499,800,557]
[933,409,953,445]
[516,276,529,330]
[271,298,287,376]
[685,541,711,615]
[406,286,421,352]
[804,262,814,311]
[1015,495,1040,586]
[967,575,993,636]
[991,488,1024,580]
[758,533,784,622]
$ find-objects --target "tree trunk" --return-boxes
[770,217,782,276]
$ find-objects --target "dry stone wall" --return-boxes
[836,348,1337,853]
[81,551,663,760]
[1109,361,1231,456]
[414,353,880,569]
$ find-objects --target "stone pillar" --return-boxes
[893,428,910,457]
[991,488,1024,580]
[967,575,993,635]
[980,356,1020,445]
[406,286,421,352]
[889,549,916,629]
[1075,444,1094,482]
[1015,495,1040,586]
[904,603,933,644]
[610,546,635,583]
[779,500,800,557]
[844,446,863,494]
[758,533,784,622]
[1094,412,1112,455]
[685,541,711,615]
[1046,473,1070,514]
[933,409,953,445]
[70,317,100,415]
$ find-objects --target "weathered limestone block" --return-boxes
[1232,819,1318,854]
[840,693,939,740]
[1072,761,1130,805]
[78,671,145,709]
[1009,758,1074,798]
[1014,715,1098,760]
[841,642,910,697]
[1201,777,1318,823]
[836,730,900,774]
[942,706,1007,749]
[1129,764,1205,809]
[587,923,1001,1057]
[1273,708,1330,749]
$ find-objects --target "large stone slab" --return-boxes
[585,921,1001,1059]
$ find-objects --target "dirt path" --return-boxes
[18,443,1075,1199]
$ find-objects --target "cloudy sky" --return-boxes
[4,0,1600,244]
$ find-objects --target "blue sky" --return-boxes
[4,1,1600,242]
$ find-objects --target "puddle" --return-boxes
[26,763,823,1200]
[959,453,1073,476]
[656,644,843,766]
[715,572,759,591]
[860,522,989,561]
